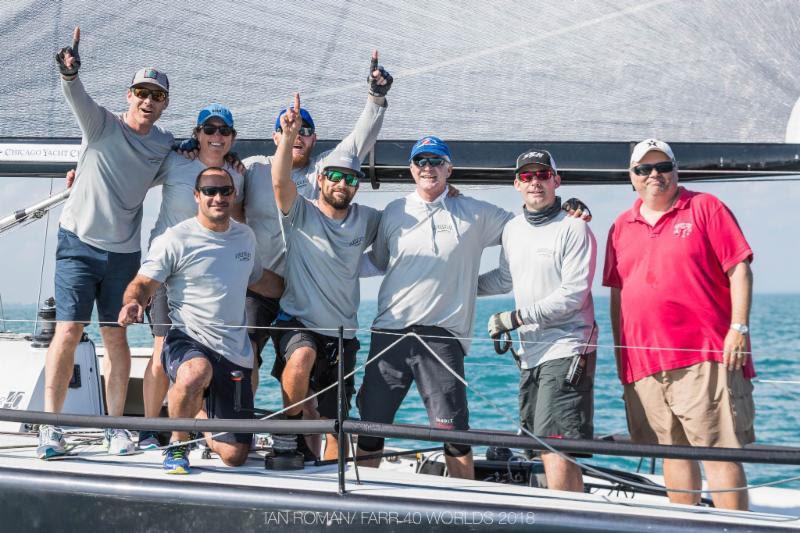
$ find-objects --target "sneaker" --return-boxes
[138,431,161,450]
[104,428,136,455]
[163,443,191,474]
[36,425,67,459]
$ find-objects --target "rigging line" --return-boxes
[234,0,679,115]
[32,177,55,337]
[0,293,6,332]
[406,334,800,495]
[4,317,798,360]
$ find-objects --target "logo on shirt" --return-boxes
[435,224,453,233]
[348,237,364,247]
[673,222,693,238]
[235,251,252,262]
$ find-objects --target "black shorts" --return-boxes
[245,290,280,367]
[357,326,470,433]
[273,317,359,420]
[162,329,254,445]
[519,354,595,457]
[145,284,171,337]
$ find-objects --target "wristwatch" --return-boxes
[730,323,749,335]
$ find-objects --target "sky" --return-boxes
[1,171,797,306]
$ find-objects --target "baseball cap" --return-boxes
[274,107,315,131]
[197,103,234,127]
[322,151,364,178]
[130,67,169,92]
[630,138,675,165]
[409,135,451,161]
[515,149,558,174]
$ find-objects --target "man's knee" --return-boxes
[174,359,212,394]
[53,322,84,346]
[285,347,316,373]
[216,442,250,466]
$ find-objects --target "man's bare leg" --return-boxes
[143,335,168,417]
[99,327,131,416]
[703,460,748,510]
[168,358,212,443]
[541,451,584,492]
[663,458,702,505]
[356,445,382,468]
[445,450,474,479]
[304,400,322,458]
[44,321,85,412]
[280,347,316,416]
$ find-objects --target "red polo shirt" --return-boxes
[603,187,755,385]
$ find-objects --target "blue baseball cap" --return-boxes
[409,135,451,162]
[274,107,315,132]
[197,103,234,127]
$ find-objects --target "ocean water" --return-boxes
[2,294,799,488]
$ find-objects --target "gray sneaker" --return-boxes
[37,425,67,459]
[104,428,136,455]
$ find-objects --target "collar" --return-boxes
[625,186,692,223]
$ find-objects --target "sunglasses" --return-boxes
[324,169,360,187]
[517,169,554,182]
[199,124,235,136]
[131,86,167,103]
[196,185,235,197]
[277,126,315,137]
[412,157,447,168]
[632,161,675,176]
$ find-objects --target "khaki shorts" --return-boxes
[623,361,755,448]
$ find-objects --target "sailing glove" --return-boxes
[562,197,591,218]
[367,57,393,97]
[55,41,81,77]
[488,310,523,339]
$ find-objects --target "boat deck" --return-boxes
[0,432,797,531]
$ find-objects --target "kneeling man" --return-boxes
[119,167,265,474]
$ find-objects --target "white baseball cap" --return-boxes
[630,138,675,165]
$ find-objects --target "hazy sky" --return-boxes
[1,172,797,306]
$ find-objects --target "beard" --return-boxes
[292,150,311,169]
[321,187,353,210]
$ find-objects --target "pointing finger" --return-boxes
[72,26,80,53]
[370,50,378,75]
[293,92,300,115]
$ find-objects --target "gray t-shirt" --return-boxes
[243,98,386,275]
[279,196,381,339]
[478,211,598,369]
[149,154,244,245]
[59,76,174,253]
[371,190,514,352]
[139,218,262,368]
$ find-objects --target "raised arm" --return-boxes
[272,93,302,215]
[478,249,512,296]
[118,274,161,326]
[57,27,106,142]
[334,50,392,160]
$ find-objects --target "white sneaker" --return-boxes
[37,425,67,459]
[104,428,136,455]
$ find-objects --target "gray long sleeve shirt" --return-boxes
[478,211,597,369]
[371,190,513,352]
[243,98,386,275]
[59,77,174,252]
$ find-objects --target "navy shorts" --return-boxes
[54,227,140,326]
[162,329,254,445]
[245,290,281,367]
[273,316,359,420]
[356,326,469,452]
[144,284,171,337]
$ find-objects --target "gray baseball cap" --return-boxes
[130,67,169,92]
[322,151,365,178]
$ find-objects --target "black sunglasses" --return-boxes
[324,169,360,187]
[199,124,235,136]
[276,126,315,137]
[196,185,235,197]
[413,157,447,168]
[632,161,675,176]
[131,86,167,103]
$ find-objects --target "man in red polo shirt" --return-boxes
[603,139,755,511]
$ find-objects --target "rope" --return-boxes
[32,178,55,337]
